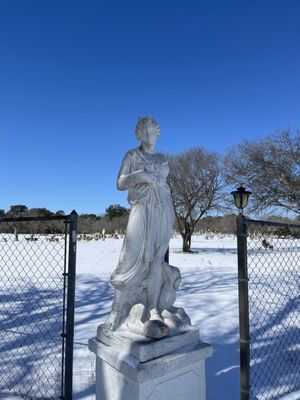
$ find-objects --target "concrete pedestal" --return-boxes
[89,330,213,400]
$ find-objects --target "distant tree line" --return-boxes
[0,204,298,240]
[77,205,129,234]
[1,129,299,248]
[0,204,129,235]
[194,214,300,238]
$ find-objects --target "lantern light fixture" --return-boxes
[231,186,252,214]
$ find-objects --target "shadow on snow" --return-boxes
[0,284,64,398]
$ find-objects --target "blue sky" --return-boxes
[1,0,300,214]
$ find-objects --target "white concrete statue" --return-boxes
[103,116,191,339]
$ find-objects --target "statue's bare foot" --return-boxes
[104,310,122,331]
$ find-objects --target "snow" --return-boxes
[280,391,300,400]
[1,234,299,400]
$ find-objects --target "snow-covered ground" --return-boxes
[1,234,299,400]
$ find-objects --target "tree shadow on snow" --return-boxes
[249,293,300,399]
[0,273,114,400]
[75,275,113,328]
[0,284,66,398]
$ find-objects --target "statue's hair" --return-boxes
[135,116,160,140]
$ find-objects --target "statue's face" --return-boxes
[140,125,158,147]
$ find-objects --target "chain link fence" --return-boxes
[237,216,300,400]
[0,213,77,399]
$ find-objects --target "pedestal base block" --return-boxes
[89,335,212,400]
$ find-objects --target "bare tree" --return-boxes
[225,130,300,215]
[168,148,225,252]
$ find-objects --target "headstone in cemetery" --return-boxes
[89,117,212,400]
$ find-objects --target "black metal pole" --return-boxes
[237,214,250,400]
[64,210,78,400]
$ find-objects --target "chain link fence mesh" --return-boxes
[247,221,300,400]
[0,218,68,399]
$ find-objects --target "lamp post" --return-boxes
[232,186,251,400]
[231,186,252,215]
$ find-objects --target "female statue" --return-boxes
[104,117,190,339]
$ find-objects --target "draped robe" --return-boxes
[110,147,175,293]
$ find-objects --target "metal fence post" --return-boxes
[65,210,78,400]
[237,215,250,400]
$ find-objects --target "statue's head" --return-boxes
[135,116,160,141]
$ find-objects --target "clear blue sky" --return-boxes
[1,0,300,214]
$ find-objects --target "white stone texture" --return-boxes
[97,324,200,362]
[89,337,213,400]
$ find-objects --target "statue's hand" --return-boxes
[137,171,156,185]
